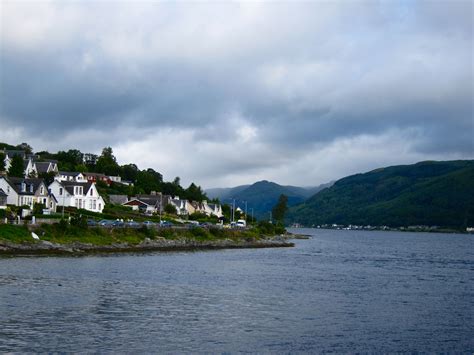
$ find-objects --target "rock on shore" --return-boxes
[0,236,294,256]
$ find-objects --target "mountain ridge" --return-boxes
[287,160,474,229]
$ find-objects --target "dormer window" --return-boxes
[75,186,83,195]
[29,184,34,193]
[21,183,26,192]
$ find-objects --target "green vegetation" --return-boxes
[8,154,24,177]
[272,194,288,223]
[0,220,285,247]
[288,160,474,229]
[0,224,31,243]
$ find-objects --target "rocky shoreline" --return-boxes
[0,235,295,256]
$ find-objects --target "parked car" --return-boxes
[112,220,125,227]
[126,221,140,228]
[142,221,155,227]
[160,221,173,227]
[98,219,113,226]
[87,219,98,226]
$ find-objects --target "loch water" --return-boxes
[0,229,473,352]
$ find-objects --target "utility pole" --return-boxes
[244,201,247,223]
[159,192,162,224]
[232,199,235,223]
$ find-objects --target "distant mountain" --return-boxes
[206,180,332,219]
[287,160,474,229]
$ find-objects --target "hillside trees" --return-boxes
[8,155,24,177]
[96,147,120,176]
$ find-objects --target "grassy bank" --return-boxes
[0,221,286,247]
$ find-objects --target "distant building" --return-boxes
[56,171,87,183]
[82,153,98,165]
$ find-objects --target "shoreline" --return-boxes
[0,235,295,256]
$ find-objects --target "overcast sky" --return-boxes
[0,1,472,188]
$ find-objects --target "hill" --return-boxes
[206,180,332,220]
[287,160,474,229]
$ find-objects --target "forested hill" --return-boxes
[287,160,474,229]
[206,180,332,220]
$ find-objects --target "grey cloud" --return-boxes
[0,1,472,186]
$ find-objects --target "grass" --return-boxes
[0,222,283,246]
[0,224,34,243]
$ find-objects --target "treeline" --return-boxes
[1,142,209,202]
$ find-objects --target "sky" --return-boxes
[0,0,472,189]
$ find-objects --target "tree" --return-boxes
[16,143,33,154]
[121,163,139,182]
[164,203,177,215]
[0,152,5,172]
[185,182,207,202]
[96,147,120,176]
[8,155,24,177]
[38,171,56,185]
[272,194,288,223]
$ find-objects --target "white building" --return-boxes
[0,176,57,212]
[56,171,87,182]
[48,180,105,213]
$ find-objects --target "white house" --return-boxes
[56,171,86,182]
[48,180,105,213]
[2,150,26,172]
[23,158,37,177]
[0,176,57,212]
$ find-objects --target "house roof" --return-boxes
[123,198,152,207]
[109,194,129,205]
[58,171,82,177]
[0,188,7,197]
[3,150,25,158]
[35,162,52,174]
[83,172,108,178]
[57,181,93,196]
[6,177,45,195]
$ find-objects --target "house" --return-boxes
[108,175,122,183]
[56,171,86,182]
[83,172,111,186]
[82,153,98,165]
[207,202,224,218]
[109,194,129,205]
[191,200,223,218]
[48,180,105,213]
[0,189,7,208]
[34,160,59,175]
[122,194,163,214]
[167,196,191,216]
[23,158,37,177]
[2,150,26,172]
[0,176,57,212]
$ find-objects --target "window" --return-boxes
[93,200,96,210]
[90,189,93,196]
[59,188,63,195]
[40,186,44,195]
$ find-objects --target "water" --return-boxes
[0,229,473,352]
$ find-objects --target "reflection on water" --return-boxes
[0,229,473,352]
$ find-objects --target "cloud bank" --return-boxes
[0,1,472,187]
